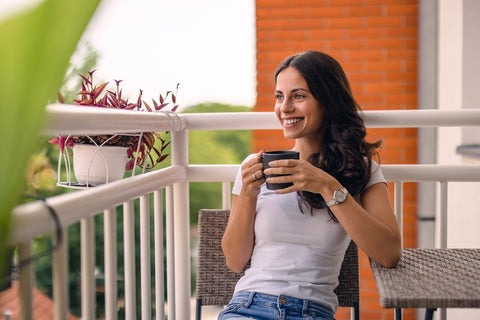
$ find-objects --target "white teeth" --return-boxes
[284,118,302,125]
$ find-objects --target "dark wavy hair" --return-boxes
[274,51,382,220]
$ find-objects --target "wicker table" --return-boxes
[370,248,480,320]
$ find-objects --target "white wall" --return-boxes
[437,0,480,319]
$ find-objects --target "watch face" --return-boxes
[335,189,347,202]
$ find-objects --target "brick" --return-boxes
[341,61,364,73]
[404,38,418,50]
[258,19,290,30]
[256,0,289,8]
[271,29,310,41]
[285,0,329,6]
[327,17,365,28]
[287,40,331,51]
[256,8,271,20]
[310,28,345,40]
[257,41,289,52]
[364,82,407,95]
[405,83,418,93]
[386,4,419,16]
[366,16,404,28]
[367,60,404,72]
[386,71,417,82]
[387,27,418,38]
[288,18,326,29]
[270,7,309,19]
[329,39,364,50]
[366,38,405,50]
[384,94,418,107]
[349,27,385,39]
[405,15,419,26]
[327,0,369,5]
[349,71,385,82]
[354,94,385,107]
[365,0,416,4]
[347,5,383,17]
[308,6,346,18]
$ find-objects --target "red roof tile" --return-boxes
[0,281,79,319]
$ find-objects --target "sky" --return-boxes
[1,0,257,109]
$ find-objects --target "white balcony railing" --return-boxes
[8,104,480,320]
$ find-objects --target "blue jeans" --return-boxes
[217,292,335,320]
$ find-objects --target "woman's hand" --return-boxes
[264,158,339,195]
[240,150,266,196]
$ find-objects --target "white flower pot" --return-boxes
[73,144,128,186]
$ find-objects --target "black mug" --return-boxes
[262,150,299,190]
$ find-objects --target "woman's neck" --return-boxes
[293,139,321,161]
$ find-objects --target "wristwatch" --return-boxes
[326,187,348,208]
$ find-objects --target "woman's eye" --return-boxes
[275,94,283,100]
[294,93,305,99]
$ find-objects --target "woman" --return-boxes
[219,51,401,320]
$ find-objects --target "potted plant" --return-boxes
[49,70,179,186]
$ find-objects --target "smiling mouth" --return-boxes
[283,118,303,125]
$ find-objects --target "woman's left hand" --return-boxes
[263,158,340,195]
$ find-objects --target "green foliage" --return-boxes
[0,0,100,284]
[181,101,252,114]
[182,102,252,225]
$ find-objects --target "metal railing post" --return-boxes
[104,207,118,320]
[222,182,232,209]
[53,227,68,320]
[81,216,96,320]
[171,128,191,320]
[123,201,136,320]
[140,194,152,319]
[18,241,33,320]
[437,182,448,248]
[154,190,165,319]
[166,186,176,319]
[394,182,404,247]
[437,182,448,320]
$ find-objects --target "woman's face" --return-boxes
[274,67,325,142]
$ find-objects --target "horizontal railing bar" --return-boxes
[43,105,480,136]
[361,109,480,128]
[10,165,186,244]
[181,112,280,131]
[43,104,183,136]
[381,164,480,181]
[188,164,480,183]
[188,164,239,182]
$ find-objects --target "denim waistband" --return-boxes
[231,291,334,316]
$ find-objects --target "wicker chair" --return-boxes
[195,209,360,320]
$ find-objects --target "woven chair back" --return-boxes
[195,209,359,308]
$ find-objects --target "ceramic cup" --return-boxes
[262,150,299,190]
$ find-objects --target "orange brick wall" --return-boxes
[254,0,418,319]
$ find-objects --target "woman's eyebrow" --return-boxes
[291,88,308,92]
[275,88,309,93]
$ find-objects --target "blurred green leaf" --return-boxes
[0,0,99,279]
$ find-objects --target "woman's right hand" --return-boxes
[240,150,265,196]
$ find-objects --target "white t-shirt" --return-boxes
[231,155,386,312]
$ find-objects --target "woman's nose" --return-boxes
[280,97,294,113]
